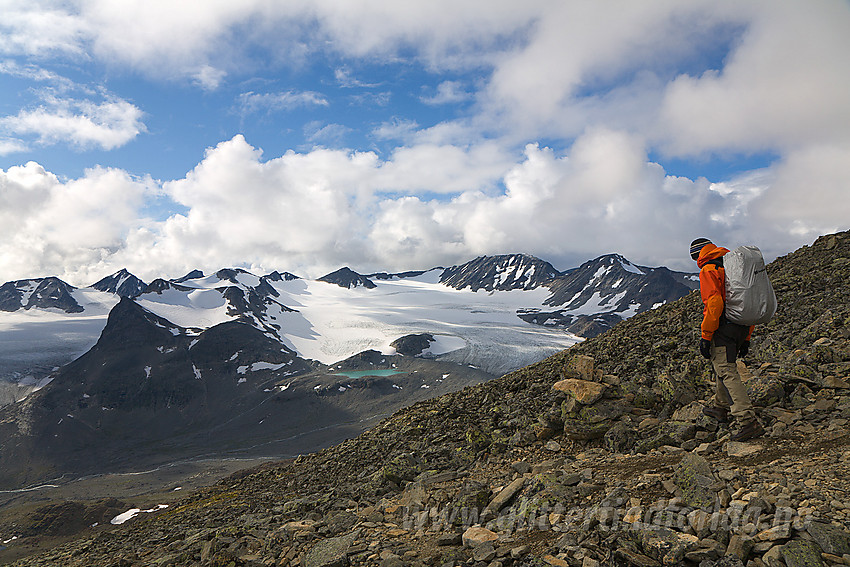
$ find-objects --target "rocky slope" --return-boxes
[3,231,850,567]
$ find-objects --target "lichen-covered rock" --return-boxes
[656,372,698,406]
[563,417,611,441]
[303,533,356,567]
[576,397,630,423]
[454,480,491,513]
[746,375,786,407]
[604,422,638,453]
[659,420,696,444]
[624,383,659,410]
[380,452,421,484]
[465,428,492,451]
[632,526,699,565]
[780,538,825,567]
[565,355,597,381]
[806,521,850,556]
[673,453,719,509]
[634,433,675,454]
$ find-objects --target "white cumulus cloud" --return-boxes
[0,161,154,283]
[1,96,145,150]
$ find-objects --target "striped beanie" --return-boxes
[690,238,712,260]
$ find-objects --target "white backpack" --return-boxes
[723,245,777,326]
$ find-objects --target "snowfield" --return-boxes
[0,289,118,386]
[143,269,582,376]
[1,269,583,390]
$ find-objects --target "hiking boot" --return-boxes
[730,420,765,442]
[702,405,729,422]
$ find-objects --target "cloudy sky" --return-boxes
[1,0,849,285]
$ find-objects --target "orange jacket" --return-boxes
[697,243,754,341]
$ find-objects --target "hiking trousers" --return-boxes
[710,345,757,424]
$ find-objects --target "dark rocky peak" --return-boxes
[90,268,147,298]
[254,278,280,298]
[318,267,377,289]
[172,269,205,283]
[143,278,194,295]
[263,270,300,282]
[0,276,82,313]
[93,297,184,351]
[333,349,389,370]
[215,268,256,285]
[440,254,559,292]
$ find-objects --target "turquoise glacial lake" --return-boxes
[332,369,405,379]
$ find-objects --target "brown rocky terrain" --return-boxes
[2,230,850,567]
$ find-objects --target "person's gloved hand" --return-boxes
[699,338,712,359]
[738,340,750,358]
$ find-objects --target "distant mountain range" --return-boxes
[0,252,698,488]
[0,253,698,389]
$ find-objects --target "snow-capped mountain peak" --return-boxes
[440,254,560,292]
[515,253,698,337]
[91,268,147,298]
[0,277,83,313]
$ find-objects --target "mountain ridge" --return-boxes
[1,251,695,389]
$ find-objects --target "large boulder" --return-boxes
[565,355,598,381]
[562,399,628,442]
[673,453,719,509]
[656,371,698,406]
[806,521,850,556]
[780,538,825,567]
[553,379,606,405]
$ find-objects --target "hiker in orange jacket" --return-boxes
[690,238,764,442]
